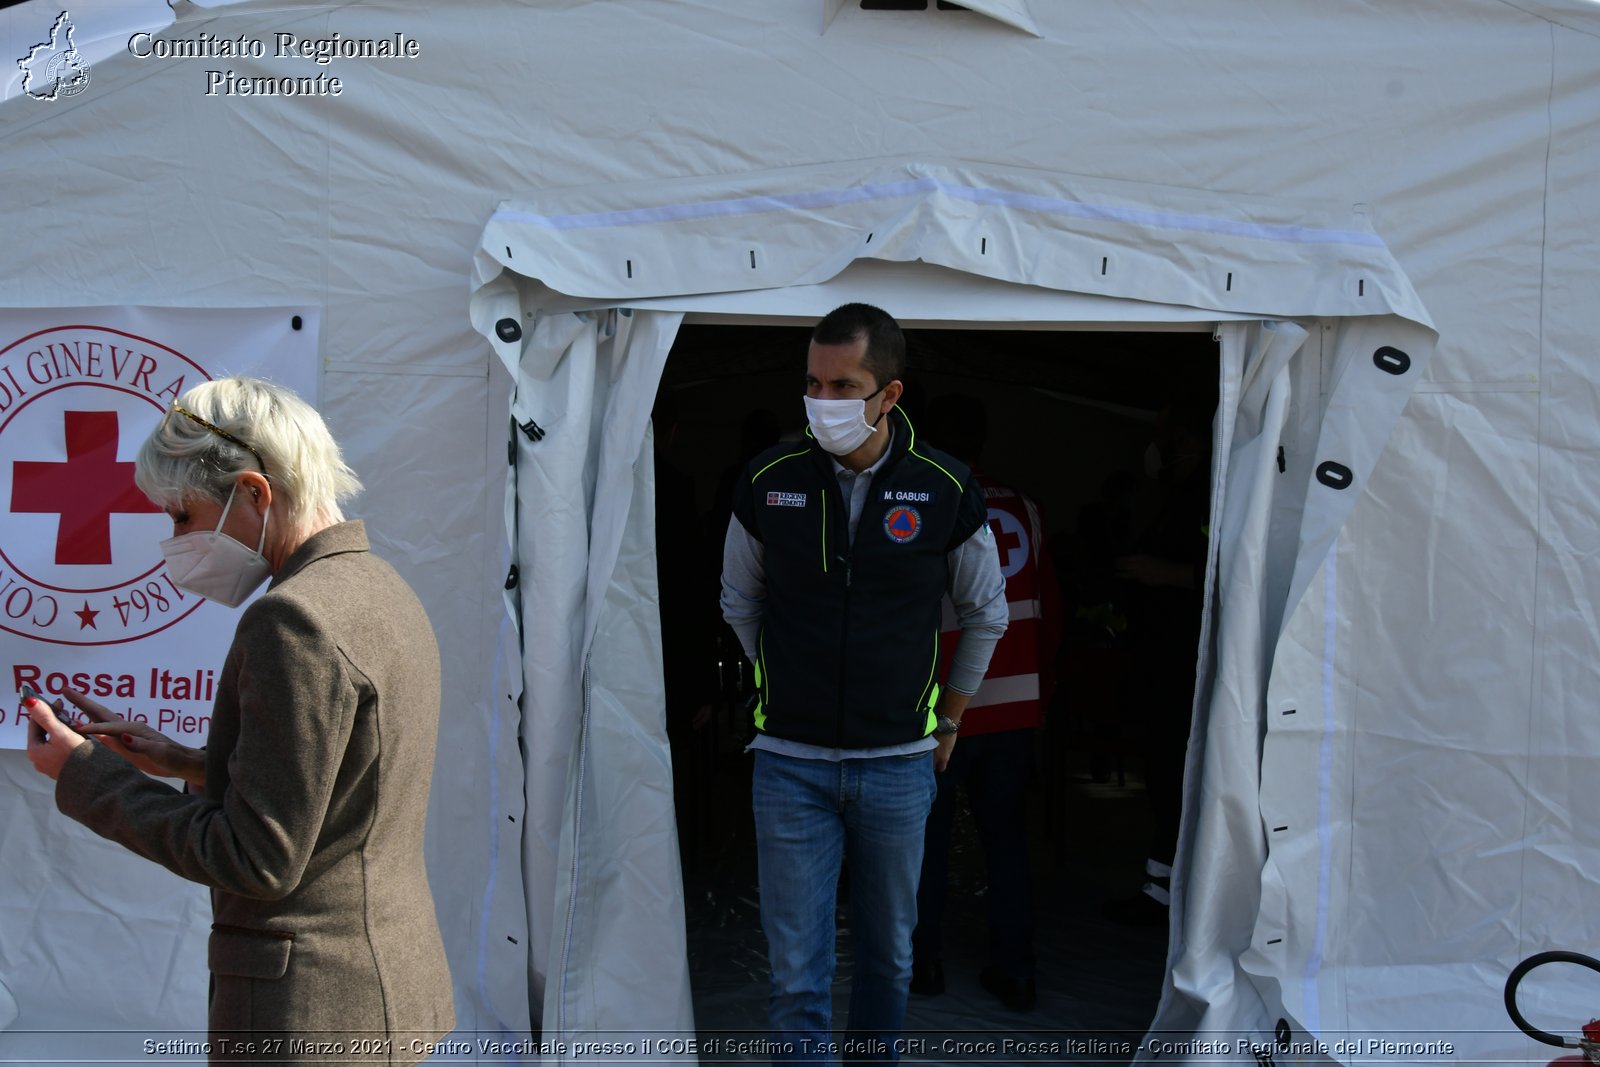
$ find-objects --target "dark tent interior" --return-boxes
[651,322,1219,1062]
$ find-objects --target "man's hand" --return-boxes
[932,688,974,773]
[62,687,206,788]
[24,696,88,781]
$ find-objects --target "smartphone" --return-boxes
[18,684,72,726]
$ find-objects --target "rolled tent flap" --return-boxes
[470,156,1436,1056]
[476,159,1432,325]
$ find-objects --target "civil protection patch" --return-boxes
[883,505,922,543]
[766,491,806,507]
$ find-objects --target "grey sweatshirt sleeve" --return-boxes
[943,521,1009,695]
[719,514,766,662]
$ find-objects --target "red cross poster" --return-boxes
[0,307,319,751]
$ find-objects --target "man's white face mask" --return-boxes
[159,484,273,608]
[804,385,886,457]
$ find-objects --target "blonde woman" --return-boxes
[26,377,454,1063]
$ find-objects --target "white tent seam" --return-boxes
[1511,18,1559,964]
[1492,0,1600,39]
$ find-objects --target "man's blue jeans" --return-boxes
[752,749,937,1064]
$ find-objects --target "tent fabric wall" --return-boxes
[1528,1,1600,966]
[1,0,1595,1062]
[0,0,528,1051]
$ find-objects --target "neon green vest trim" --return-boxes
[920,625,942,735]
[753,641,767,730]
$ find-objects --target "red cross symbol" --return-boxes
[987,507,1030,579]
[12,410,162,566]
[990,518,1023,565]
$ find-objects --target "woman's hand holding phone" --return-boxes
[56,687,206,790]
[21,686,86,780]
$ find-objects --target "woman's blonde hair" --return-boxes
[136,377,361,535]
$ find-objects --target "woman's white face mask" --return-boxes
[159,485,272,608]
[804,385,886,457]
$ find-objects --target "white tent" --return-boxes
[2,1,1597,1063]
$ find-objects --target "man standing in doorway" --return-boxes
[721,304,1008,1063]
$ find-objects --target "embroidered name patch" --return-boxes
[883,505,922,543]
[766,491,807,507]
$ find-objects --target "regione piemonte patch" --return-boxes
[767,491,807,507]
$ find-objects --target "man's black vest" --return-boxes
[731,407,987,747]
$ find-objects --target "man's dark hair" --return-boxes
[812,303,905,390]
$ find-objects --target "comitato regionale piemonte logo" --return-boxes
[16,11,92,101]
[0,326,212,646]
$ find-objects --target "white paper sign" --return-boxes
[0,306,319,749]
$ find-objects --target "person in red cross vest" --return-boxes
[910,392,1062,1012]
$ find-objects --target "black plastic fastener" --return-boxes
[1316,461,1353,490]
[1373,346,1411,375]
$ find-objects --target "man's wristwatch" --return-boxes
[935,715,961,736]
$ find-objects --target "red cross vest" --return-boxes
[939,476,1058,735]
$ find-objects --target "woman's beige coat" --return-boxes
[56,522,454,1063]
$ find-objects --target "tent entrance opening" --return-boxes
[651,321,1218,1042]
